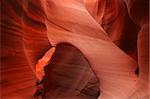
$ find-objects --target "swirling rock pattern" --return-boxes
[0,0,149,99]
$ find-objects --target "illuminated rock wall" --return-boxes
[0,0,149,99]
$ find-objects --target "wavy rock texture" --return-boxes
[0,0,149,99]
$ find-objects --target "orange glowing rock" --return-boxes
[36,47,56,81]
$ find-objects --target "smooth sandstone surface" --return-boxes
[0,0,149,99]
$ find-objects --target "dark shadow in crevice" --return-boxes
[36,43,100,99]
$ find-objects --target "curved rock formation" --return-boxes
[0,0,149,99]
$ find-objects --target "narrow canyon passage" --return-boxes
[0,0,149,99]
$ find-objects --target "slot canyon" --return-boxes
[0,0,149,99]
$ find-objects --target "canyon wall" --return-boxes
[0,0,149,99]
